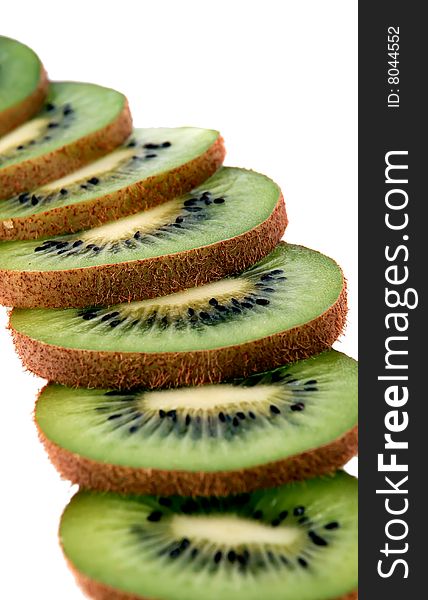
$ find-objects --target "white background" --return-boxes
[1,1,357,598]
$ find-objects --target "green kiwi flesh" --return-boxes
[0,167,286,307]
[36,350,357,495]
[0,127,224,240]
[10,243,347,388]
[0,81,131,198]
[0,36,48,135]
[60,472,357,600]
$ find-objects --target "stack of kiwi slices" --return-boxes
[0,37,357,600]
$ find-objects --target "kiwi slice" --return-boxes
[0,127,225,240]
[0,81,131,198]
[10,243,347,388]
[0,36,48,136]
[36,350,357,497]
[60,472,357,600]
[0,168,286,307]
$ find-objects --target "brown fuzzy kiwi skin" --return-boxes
[38,414,357,496]
[0,65,49,137]
[0,95,132,199]
[10,274,347,389]
[0,135,226,241]
[0,188,286,308]
[67,562,358,600]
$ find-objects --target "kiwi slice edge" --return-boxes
[0,127,225,241]
[0,36,48,136]
[0,81,132,198]
[36,349,357,496]
[10,243,347,389]
[0,167,286,308]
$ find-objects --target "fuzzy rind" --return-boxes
[68,562,358,600]
[39,422,358,496]
[0,136,226,240]
[0,189,286,308]
[0,65,49,137]
[0,99,132,199]
[11,280,347,388]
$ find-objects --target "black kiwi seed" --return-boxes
[294,506,305,517]
[215,305,227,312]
[214,551,223,564]
[214,197,225,204]
[236,412,246,420]
[102,312,120,322]
[241,302,253,309]
[271,269,284,275]
[60,188,68,195]
[218,412,226,422]
[18,192,29,202]
[72,240,83,248]
[88,177,99,185]
[308,531,328,547]
[147,511,163,522]
[209,298,218,306]
[82,313,98,320]
[169,548,181,558]
[48,122,59,128]
[107,413,122,420]
[158,497,172,507]
[181,499,198,514]
[298,557,309,569]
[190,548,199,559]
[227,550,236,563]
[162,141,171,147]
[248,411,256,419]
[127,141,137,147]
[46,102,55,111]
[325,521,340,530]
[143,143,159,149]
[255,298,270,306]
[270,404,281,415]
[31,195,39,206]
[291,402,305,412]
[146,154,157,159]
[129,425,139,434]
[180,538,190,550]
[187,308,195,317]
